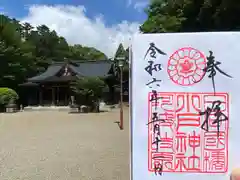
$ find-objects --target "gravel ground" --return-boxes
[0,108,129,180]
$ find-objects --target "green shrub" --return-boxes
[0,88,19,105]
[70,77,106,109]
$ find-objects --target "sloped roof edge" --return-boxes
[53,59,111,65]
[28,64,62,82]
[27,59,114,82]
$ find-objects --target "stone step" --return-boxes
[23,106,115,112]
[23,106,70,112]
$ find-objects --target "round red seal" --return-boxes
[167,47,207,86]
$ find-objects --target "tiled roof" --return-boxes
[27,60,113,82]
[28,64,62,82]
[74,61,112,77]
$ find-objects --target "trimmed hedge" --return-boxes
[0,88,19,105]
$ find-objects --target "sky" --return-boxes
[0,0,149,57]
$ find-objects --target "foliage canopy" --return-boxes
[140,0,240,33]
[0,88,19,105]
[0,15,108,90]
[70,77,106,105]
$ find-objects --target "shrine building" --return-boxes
[19,60,121,107]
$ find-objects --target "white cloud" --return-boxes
[127,0,133,7]
[127,0,149,12]
[133,1,148,12]
[21,5,140,57]
[0,7,7,15]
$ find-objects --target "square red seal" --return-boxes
[148,92,229,173]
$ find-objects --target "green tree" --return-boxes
[0,14,109,92]
[0,87,19,105]
[140,0,240,33]
[71,77,106,111]
[140,0,185,33]
[68,44,107,60]
[109,44,129,99]
[114,43,126,59]
[112,43,128,77]
[0,15,35,89]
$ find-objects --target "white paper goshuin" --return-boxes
[131,32,240,180]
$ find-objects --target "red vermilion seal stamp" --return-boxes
[148,92,229,173]
[167,47,207,86]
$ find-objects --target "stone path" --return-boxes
[0,108,129,180]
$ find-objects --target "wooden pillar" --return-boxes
[35,88,38,105]
[52,87,55,106]
[27,90,31,106]
[56,87,59,106]
[39,87,42,106]
[65,87,68,106]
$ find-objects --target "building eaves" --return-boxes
[28,64,63,82]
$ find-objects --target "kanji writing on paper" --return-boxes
[144,42,166,88]
[204,51,232,94]
[144,42,167,60]
[147,92,229,173]
[144,43,166,175]
[199,100,228,137]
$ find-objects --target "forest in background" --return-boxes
[0,15,119,90]
[140,0,240,33]
[2,0,239,90]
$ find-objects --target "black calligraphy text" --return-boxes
[199,100,228,136]
[204,51,232,94]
